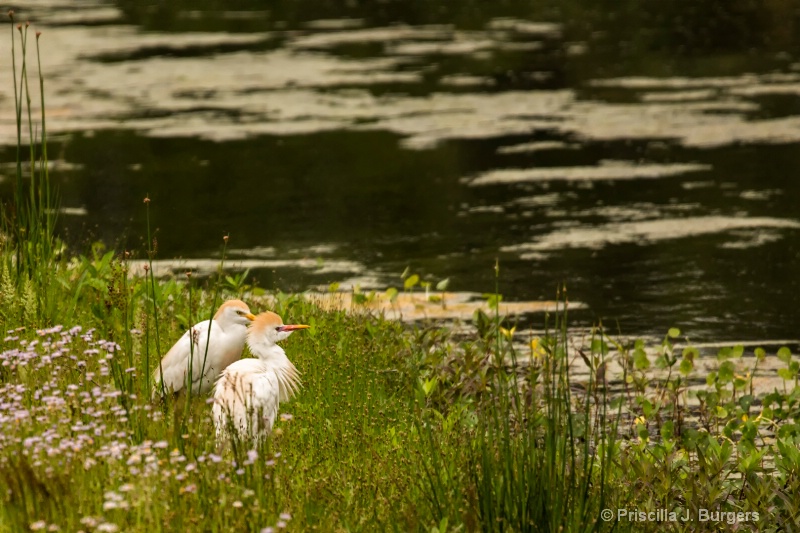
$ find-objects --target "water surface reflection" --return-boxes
[2,0,799,342]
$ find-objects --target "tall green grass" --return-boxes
[4,13,58,323]
[406,279,615,532]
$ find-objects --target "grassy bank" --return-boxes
[3,253,800,533]
[3,14,800,533]
[0,247,603,532]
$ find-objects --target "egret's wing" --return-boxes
[154,319,220,395]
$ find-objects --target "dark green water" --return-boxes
[3,0,800,342]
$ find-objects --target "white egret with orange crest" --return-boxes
[153,299,256,397]
[212,311,308,441]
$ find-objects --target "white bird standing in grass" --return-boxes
[153,299,256,397]
[212,311,308,442]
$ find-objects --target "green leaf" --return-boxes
[731,344,744,358]
[591,338,609,355]
[385,287,398,302]
[421,377,438,397]
[679,357,694,376]
[754,347,766,361]
[328,282,340,293]
[738,395,753,411]
[738,447,766,473]
[400,266,410,280]
[717,347,732,360]
[660,420,674,440]
[571,417,586,438]
[778,424,800,439]
[778,368,795,381]
[778,347,792,363]
[639,398,654,417]
[718,361,735,383]
[777,439,800,471]
[633,348,650,370]
[609,396,625,410]
[436,278,450,291]
[404,274,420,290]
[483,293,503,309]
[667,327,680,338]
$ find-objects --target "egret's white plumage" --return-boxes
[153,299,256,397]
[212,311,307,442]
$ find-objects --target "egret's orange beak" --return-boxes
[245,313,257,321]
[278,324,309,332]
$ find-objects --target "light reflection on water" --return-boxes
[2,0,800,342]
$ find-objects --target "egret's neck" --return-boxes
[218,320,248,337]
[247,340,300,401]
[249,341,287,363]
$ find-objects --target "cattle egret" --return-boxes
[212,311,308,442]
[153,299,256,397]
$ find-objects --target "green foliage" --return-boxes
[404,274,420,290]
[399,267,450,306]
[1,15,59,327]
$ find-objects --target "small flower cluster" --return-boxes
[260,513,293,532]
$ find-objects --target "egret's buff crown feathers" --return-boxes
[249,310,284,331]
[214,299,255,321]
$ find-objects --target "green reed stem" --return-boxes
[35,31,53,258]
[183,272,195,412]
[145,197,162,398]
[9,15,22,247]
[198,234,229,388]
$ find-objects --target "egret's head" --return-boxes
[214,299,256,327]
[248,311,309,346]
